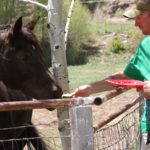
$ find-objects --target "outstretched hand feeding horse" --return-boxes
[0,16,63,150]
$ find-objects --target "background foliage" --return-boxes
[0,0,143,67]
[64,0,92,65]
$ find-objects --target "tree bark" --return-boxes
[47,1,70,150]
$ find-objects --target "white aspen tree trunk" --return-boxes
[47,1,71,150]
[47,0,69,92]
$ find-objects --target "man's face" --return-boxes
[135,11,150,35]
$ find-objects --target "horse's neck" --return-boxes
[8,88,31,102]
[0,81,31,102]
[0,24,11,31]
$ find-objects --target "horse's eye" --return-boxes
[10,47,16,52]
[32,45,36,50]
[23,53,32,61]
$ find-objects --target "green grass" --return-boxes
[88,20,139,36]
[67,20,142,91]
[49,20,142,91]
[68,52,133,91]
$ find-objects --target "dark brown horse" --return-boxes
[0,17,63,150]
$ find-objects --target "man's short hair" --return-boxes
[123,0,150,19]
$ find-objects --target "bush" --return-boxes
[64,0,91,65]
[35,0,92,66]
[109,38,125,53]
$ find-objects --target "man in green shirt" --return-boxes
[72,1,150,149]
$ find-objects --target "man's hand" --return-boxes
[138,81,150,99]
[71,85,91,97]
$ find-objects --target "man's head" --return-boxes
[123,0,150,19]
[124,0,150,35]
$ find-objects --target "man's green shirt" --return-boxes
[124,36,150,133]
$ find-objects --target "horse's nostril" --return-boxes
[52,84,63,98]
[53,91,58,98]
[53,89,62,98]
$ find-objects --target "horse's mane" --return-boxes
[0,22,42,55]
[0,24,11,31]
[22,28,49,70]
[0,24,12,35]
[0,22,40,48]
[22,27,42,53]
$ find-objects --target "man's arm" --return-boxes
[72,72,130,97]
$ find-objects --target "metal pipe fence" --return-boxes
[0,103,142,150]
[0,89,143,150]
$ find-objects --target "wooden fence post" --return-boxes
[69,106,94,150]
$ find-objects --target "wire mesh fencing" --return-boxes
[0,103,141,150]
[94,105,141,150]
[0,123,63,150]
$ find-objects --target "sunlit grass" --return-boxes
[68,52,133,91]
[88,20,139,36]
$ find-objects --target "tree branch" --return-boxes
[20,0,48,10]
[65,0,75,43]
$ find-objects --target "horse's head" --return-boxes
[0,17,63,99]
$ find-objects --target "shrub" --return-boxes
[34,0,92,66]
[64,0,91,65]
[109,38,125,53]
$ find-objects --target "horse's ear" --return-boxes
[13,16,22,36]
[24,16,40,30]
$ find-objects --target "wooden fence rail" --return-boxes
[0,89,125,112]
[0,88,144,150]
